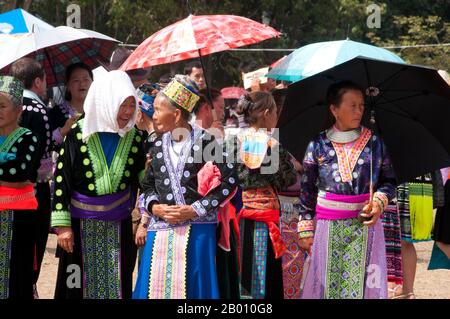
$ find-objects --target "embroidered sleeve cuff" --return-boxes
[374,192,388,209]
[142,194,159,214]
[191,200,208,217]
[52,128,64,145]
[51,210,71,227]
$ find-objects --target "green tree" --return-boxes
[2,0,448,86]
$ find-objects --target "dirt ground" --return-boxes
[37,234,450,299]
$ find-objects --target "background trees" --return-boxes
[2,0,448,87]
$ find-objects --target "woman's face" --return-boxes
[152,95,177,133]
[67,68,92,102]
[116,96,136,129]
[330,90,365,130]
[0,93,21,129]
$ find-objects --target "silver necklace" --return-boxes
[326,127,361,144]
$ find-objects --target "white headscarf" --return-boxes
[82,70,137,141]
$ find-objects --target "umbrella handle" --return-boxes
[196,48,218,122]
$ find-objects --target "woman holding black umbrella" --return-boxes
[298,80,397,299]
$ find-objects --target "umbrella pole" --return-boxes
[359,109,376,223]
[43,48,63,106]
[196,49,218,121]
[369,109,376,203]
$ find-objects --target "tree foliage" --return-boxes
[1,0,448,86]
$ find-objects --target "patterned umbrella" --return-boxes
[0,26,118,86]
[120,14,280,70]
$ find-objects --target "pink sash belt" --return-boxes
[316,192,370,220]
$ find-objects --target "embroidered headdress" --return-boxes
[0,75,24,107]
[161,77,200,113]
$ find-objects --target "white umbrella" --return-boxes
[0,26,119,86]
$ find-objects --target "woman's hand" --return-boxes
[299,237,314,255]
[361,200,382,227]
[135,223,148,247]
[152,204,169,219]
[159,205,197,224]
[60,115,80,137]
[57,227,74,253]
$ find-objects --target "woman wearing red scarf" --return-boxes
[225,91,297,299]
[0,76,40,298]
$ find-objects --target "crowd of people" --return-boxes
[0,46,449,300]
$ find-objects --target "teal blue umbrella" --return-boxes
[267,39,404,82]
[0,8,54,34]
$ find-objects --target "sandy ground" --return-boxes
[37,234,450,299]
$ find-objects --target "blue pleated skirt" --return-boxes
[133,223,219,299]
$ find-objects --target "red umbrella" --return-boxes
[120,14,280,70]
[221,87,246,99]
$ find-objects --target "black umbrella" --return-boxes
[278,56,450,183]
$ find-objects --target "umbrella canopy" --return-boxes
[120,14,280,70]
[267,39,404,82]
[221,87,246,100]
[278,56,450,183]
[0,26,118,86]
[0,8,54,34]
[270,55,287,69]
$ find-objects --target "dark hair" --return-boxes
[326,80,364,107]
[322,80,365,130]
[194,87,221,115]
[9,57,45,89]
[183,61,202,75]
[158,73,172,87]
[236,91,276,125]
[64,63,93,101]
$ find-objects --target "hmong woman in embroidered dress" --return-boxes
[133,75,237,299]
[49,63,93,150]
[272,87,306,299]
[131,83,161,265]
[0,76,41,298]
[382,199,403,298]
[226,92,297,299]
[51,71,145,299]
[298,81,396,299]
